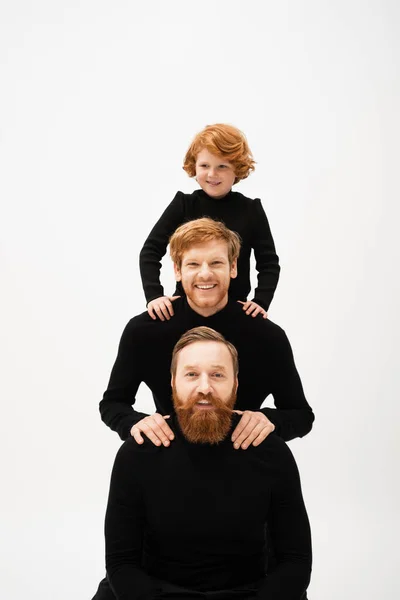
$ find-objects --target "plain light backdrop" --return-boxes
[1,1,399,598]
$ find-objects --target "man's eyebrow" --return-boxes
[181,364,227,371]
[183,256,227,262]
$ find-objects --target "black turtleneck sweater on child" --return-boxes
[99,298,314,442]
[139,189,280,311]
[105,414,312,600]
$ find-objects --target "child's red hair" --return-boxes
[183,123,256,184]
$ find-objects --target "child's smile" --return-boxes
[195,148,236,199]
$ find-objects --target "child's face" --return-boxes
[195,148,236,199]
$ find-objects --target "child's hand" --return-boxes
[238,300,268,319]
[147,296,181,321]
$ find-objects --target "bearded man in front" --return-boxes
[104,327,312,600]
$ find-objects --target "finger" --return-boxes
[131,428,144,444]
[164,300,174,318]
[238,422,267,449]
[170,296,181,301]
[263,311,268,319]
[243,302,251,311]
[233,418,263,449]
[252,425,275,446]
[232,410,243,415]
[148,306,157,320]
[251,307,262,318]
[152,413,175,441]
[246,304,256,315]
[154,305,165,322]
[137,421,166,446]
[231,412,252,443]
[159,303,171,321]
[146,419,174,446]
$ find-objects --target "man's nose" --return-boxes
[198,262,212,278]
[197,373,212,394]
[207,166,216,177]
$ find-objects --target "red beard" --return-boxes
[172,386,236,444]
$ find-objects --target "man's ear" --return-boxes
[230,260,238,280]
[234,377,239,393]
[174,262,182,282]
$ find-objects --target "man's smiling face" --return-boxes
[174,240,237,317]
[171,339,237,444]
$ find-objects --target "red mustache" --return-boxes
[178,392,233,413]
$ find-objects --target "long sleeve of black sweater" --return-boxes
[99,299,314,441]
[105,423,312,600]
[139,190,280,311]
[139,192,185,304]
[254,442,312,599]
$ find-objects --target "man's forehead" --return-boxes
[181,362,228,371]
[177,341,233,369]
[182,240,229,259]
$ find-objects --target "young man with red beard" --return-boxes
[104,327,312,600]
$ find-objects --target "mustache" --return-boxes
[176,392,234,413]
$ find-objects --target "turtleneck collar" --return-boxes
[194,188,234,203]
[181,296,237,321]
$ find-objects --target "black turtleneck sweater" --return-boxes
[105,415,312,600]
[139,189,280,311]
[99,298,314,441]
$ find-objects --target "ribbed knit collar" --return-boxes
[181,296,238,323]
[194,188,235,203]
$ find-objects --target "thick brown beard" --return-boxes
[172,386,236,445]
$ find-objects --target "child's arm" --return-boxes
[139,192,185,316]
[147,295,181,322]
[251,199,281,311]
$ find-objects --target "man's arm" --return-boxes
[105,440,156,600]
[251,198,281,312]
[261,327,315,441]
[99,319,150,440]
[256,439,312,599]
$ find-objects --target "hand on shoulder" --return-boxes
[237,300,268,319]
[130,413,175,447]
[147,296,181,321]
[231,410,275,449]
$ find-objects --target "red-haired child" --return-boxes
[140,123,280,320]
